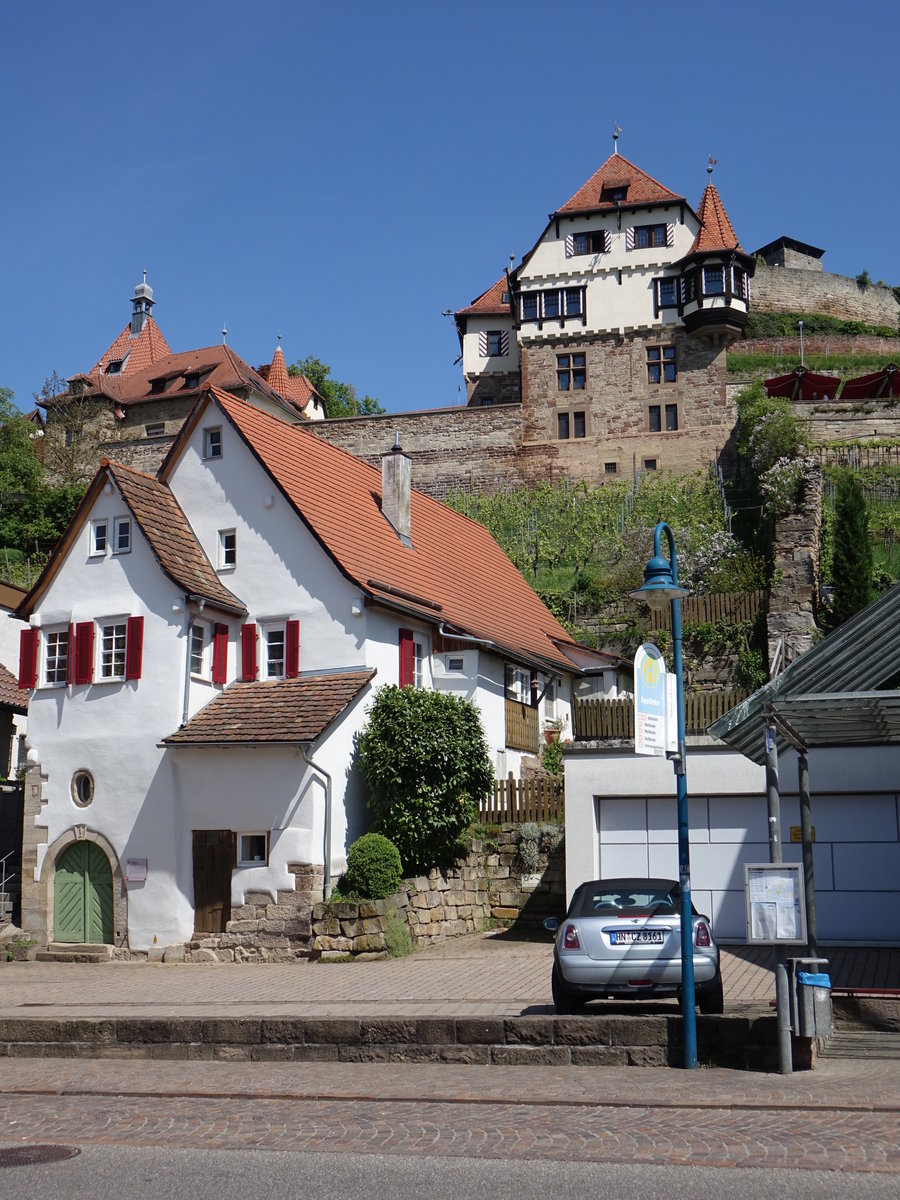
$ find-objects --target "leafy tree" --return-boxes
[35,371,114,487]
[290,355,384,418]
[357,686,494,872]
[830,471,874,627]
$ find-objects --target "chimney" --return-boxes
[382,434,412,547]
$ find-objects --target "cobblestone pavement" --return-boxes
[0,1057,898,1174]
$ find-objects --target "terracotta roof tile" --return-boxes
[689,183,745,255]
[557,153,683,215]
[257,352,321,413]
[456,278,512,318]
[0,662,28,713]
[109,462,245,614]
[93,318,173,377]
[205,389,576,673]
[163,669,375,744]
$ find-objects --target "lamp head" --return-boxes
[629,553,690,611]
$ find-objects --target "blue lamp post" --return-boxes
[630,521,698,1070]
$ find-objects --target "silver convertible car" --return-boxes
[543,877,724,1014]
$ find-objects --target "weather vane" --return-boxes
[613,123,622,154]
[707,155,717,178]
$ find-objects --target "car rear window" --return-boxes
[572,887,678,917]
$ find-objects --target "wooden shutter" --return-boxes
[241,623,258,681]
[603,230,611,252]
[125,616,144,680]
[478,330,488,357]
[499,330,509,356]
[212,623,228,685]
[285,619,300,678]
[399,628,414,687]
[625,226,635,251]
[74,622,94,685]
[666,222,675,247]
[18,628,38,690]
[564,234,575,257]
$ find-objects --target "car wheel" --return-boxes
[698,969,724,1015]
[551,964,584,1015]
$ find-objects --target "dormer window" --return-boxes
[184,373,200,390]
[149,377,166,394]
[106,359,124,375]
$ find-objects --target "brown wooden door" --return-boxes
[192,830,235,933]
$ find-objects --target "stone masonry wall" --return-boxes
[311,829,565,957]
[767,458,822,670]
[752,265,899,328]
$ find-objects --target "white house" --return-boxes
[16,387,610,955]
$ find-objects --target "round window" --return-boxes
[71,770,94,808]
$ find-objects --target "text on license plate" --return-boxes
[610,929,665,945]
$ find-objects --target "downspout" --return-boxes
[301,747,333,899]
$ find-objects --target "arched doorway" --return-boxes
[53,841,114,944]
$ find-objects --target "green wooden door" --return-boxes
[54,842,114,944]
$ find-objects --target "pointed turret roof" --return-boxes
[93,316,173,378]
[556,153,684,215]
[688,183,745,255]
[256,344,324,417]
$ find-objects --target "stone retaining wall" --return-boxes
[312,829,565,957]
[752,266,899,328]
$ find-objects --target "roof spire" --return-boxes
[613,122,622,154]
[130,270,155,336]
[221,322,227,345]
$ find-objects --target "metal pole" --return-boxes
[798,750,817,957]
[765,719,793,1074]
[667,529,697,1070]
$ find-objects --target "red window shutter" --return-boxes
[285,619,300,678]
[125,616,144,680]
[212,623,228,685]
[74,622,94,685]
[66,623,75,686]
[241,623,258,681]
[399,628,414,687]
[18,628,38,690]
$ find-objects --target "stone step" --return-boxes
[36,943,114,964]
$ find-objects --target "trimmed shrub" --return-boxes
[344,832,403,900]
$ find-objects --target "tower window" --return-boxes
[647,346,676,384]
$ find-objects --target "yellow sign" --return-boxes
[789,826,815,842]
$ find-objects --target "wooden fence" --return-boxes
[504,697,541,754]
[479,773,565,825]
[573,688,749,741]
[650,591,764,630]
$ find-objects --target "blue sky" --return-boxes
[2,1,897,415]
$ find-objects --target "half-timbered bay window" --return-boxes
[703,265,725,295]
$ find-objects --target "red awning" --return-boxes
[764,369,842,402]
[839,365,900,401]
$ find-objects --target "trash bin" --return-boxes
[796,970,833,1037]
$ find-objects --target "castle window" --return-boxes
[573,411,586,438]
[145,422,165,438]
[634,224,667,249]
[703,265,725,295]
[666,403,679,432]
[521,294,538,321]
[564,288,583,317]
[604,462,618,475]
[649,405,661,433]
[657,278,678,308]
[644,459,658,471]
[732,266,747,299]
[647,346,676,384]
[544,291,560,319]
[557,353,586,391]
[567,230,608,256]
[557,412,570,439]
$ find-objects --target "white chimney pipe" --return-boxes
[382,435,412,547]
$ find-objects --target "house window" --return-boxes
[657,278,679,308]
[633,224,667,249]
[447,656,465,672]
[647,346,676,384]
[649,405,662,433]
[90,520,108,556]
[145,422,165,437]
[204,427,223,459]
[265,627,285,678]
[544,290,560,319]
[557,353,586,391]
[666,403,679,432]
[703,265,725,295]
[100,621,128,680]
[573,411,586,439]
[487,331,503,356]
[190,622,207,677]
[414,640,425,689]
[44,629,70,686]
[238,833,268,866]
[505,664,531,703]
[218,529,236,569]
[71,770,95,808]
[557,412,570,440]
[543,679,556,719]
[521,294,538,321]
[604,462,617,474]
[571,231,607,255]
[564,288,583,317]
[113,517,131,554]
[644,458,658,471]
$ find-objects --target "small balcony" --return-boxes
[505,698,540,754]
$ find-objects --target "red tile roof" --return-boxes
[0,662,28,713]
[93,318,173,377]
[688,183,745,255]
[163,669,375,744]
[456,278,512,318]
[256,347,322,413]
[556,153,683,215]
[176,388,578,674]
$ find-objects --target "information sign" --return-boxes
[744,862,807,945]
[634,643,667,756]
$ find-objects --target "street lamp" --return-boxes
[630,521,698,1069]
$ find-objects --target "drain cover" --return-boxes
[0,1145,81,1168]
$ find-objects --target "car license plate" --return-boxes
[610,929,665,945]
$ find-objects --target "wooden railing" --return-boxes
[650,590,764,630]
[479,773,564,824]
[573,689,749,740]
[505,697,540,754]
